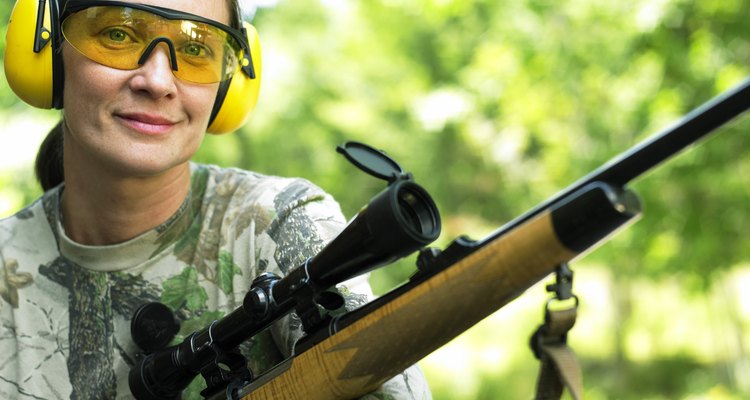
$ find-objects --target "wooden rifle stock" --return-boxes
[226,78,749,399]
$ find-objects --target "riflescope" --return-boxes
[129,142,441,399]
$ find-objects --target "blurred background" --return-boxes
[2,0,749,398]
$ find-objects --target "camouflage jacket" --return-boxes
[0,163,431,399]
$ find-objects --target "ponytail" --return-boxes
[35,121,65,191]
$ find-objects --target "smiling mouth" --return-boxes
[116,114,177,135]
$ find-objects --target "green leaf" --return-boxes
[160,267,208,312]
[217,250,242,295]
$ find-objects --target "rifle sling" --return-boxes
[532,306,582,400]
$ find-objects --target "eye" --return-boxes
[104,28,131,43]
[97,27,140,49]
[182,42,211,58]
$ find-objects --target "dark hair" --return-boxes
[35,121,65,191]
[35,0,244,190]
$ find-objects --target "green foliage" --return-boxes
[217,250,243,294]
[160,267,209,312]
[222,0,749,289]
[583,355,741,400]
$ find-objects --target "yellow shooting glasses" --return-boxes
[60,0,256,84]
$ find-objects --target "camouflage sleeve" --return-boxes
[264,180,433,399]
[263,180,348,353]
[357,366,433,400]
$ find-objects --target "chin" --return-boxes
[103,155,190,179]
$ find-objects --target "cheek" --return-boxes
[61,48,113,112]
[186,84,221,126]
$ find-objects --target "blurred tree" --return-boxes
[203,0,750,287]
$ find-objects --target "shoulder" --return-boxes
[0,192,60,301]
[0,192,53,235]
[193,163,339,216]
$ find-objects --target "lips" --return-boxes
[116,112,178,135]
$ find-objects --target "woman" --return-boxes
[0,0,431,398]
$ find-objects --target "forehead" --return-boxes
[117,0,231,24]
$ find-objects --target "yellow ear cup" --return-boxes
[207,22,262,134]
[4,0,57,109]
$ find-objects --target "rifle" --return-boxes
[128,78,750,400]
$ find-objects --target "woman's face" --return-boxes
[61,0,232,179]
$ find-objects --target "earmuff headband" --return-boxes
[33,0,52,52]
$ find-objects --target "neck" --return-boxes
[61,162,192,246]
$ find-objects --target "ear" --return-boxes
[207,22,262,134]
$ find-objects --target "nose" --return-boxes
[129,39,179,98]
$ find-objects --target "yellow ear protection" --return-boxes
[4,0,261,134]
[5,0,63,109]
[208,22,262,134]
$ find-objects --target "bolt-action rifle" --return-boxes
[128,78,750,400]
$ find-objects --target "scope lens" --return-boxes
[397,185,440,239]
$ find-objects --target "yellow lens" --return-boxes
[61,6,243,84]
[62,7,145,70]
[170,20,240,83]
